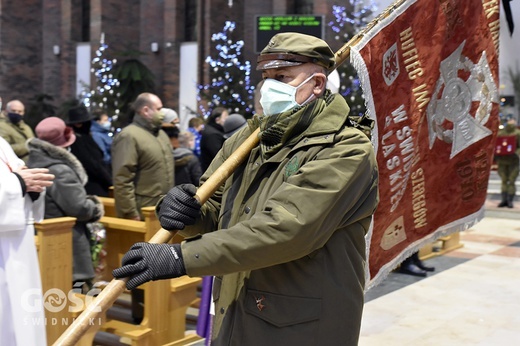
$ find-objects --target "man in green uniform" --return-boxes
[496,116,520,208]
[114,33,379,345]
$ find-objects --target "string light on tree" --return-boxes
[79,32,120,117]
[328,2,377,117]
[197,21,255,118]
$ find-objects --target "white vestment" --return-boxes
[0,137,47,345]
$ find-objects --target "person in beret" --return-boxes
[161,107,179,127]
[223,113,247,139]
[114,32,379,345]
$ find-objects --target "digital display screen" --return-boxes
[255,15,324,53]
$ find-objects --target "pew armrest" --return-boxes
[171,276,202,293]
[102,320,152,340]
[100,216,146,233]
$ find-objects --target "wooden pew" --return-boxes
[98,196,116,218]
[34,217,76,346]
[83,200,202,346]
[419,231,463,260]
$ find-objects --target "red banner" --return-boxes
[351,0,500,288]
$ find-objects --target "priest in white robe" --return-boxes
[0,136,54,345]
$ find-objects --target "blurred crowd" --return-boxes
[0,95,248,286]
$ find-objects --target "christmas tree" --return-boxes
[328,2,378,117]
[197,21,255,118]
[79,33,120,117]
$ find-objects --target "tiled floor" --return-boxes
[359,216,520,345]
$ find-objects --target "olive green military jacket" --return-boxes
[178,94,379,345]
[111,116,174,219]
[496,124,520,164]
[0,118,34,162]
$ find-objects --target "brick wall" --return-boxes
[0,0,43,103]
[0,0,344,119]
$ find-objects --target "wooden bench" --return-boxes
[419,231,463,260]
[80,199,202,346]
[98,196,116,218]
[34,217,76,345]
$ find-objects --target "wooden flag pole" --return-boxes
[53,2,408,339]
[334,0,407,68]
[52,127,261,345]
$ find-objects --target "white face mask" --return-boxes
[260,73,316,116]
[100,121,111,131]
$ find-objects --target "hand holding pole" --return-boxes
[53,128,261,346]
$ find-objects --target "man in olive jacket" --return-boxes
[0,100,34,163]
[114,34,379,345]
[111,93,174,220]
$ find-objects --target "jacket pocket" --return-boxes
[244,289,321,327]
[231,289,321,345]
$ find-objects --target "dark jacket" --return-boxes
[27,138,103,282]
[200,122,225,172]
[173,147,202,186]
[70,132,112,196]
[178,93,379,345]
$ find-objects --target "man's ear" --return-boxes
[140,106,149,117]
[313,73,328,95]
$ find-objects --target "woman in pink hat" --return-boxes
[27,117,104,288]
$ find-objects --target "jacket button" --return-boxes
[244,206,251,214]
[195,254,199,259]
[220,307,225,314]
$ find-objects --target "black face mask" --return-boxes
[7,112,23,124]
[74,121,92,134]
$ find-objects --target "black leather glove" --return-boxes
[157,184,201,230]
[112,242,186,290]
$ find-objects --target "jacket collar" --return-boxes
[1,117,29,131]
[133,113,159,134]
[303,93,351,137]
[27,138,88,185]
